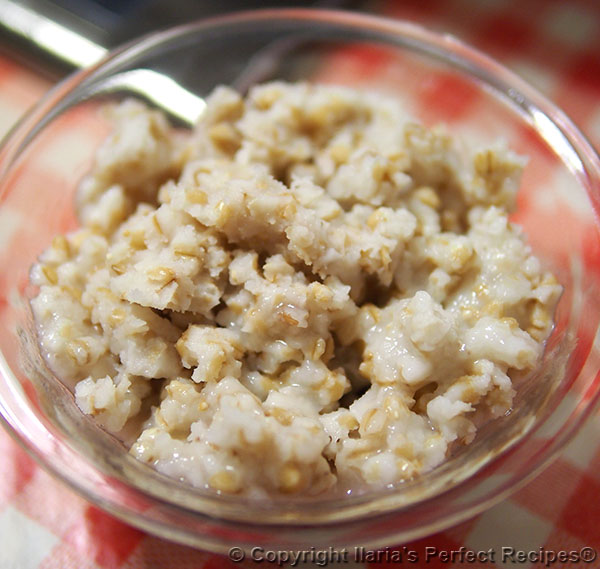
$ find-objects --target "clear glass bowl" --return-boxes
[1,9,599,552]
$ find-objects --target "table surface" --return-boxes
[1,1,600,568]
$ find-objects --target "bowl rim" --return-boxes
[1,6,600,550]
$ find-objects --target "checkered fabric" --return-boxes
[1,0,599,567]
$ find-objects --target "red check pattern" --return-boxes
[1,1,599,567]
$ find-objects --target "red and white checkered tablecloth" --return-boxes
[1,1,599,567]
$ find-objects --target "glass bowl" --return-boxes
[1,9,599,552]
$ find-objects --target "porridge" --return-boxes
[29,82,561,497]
